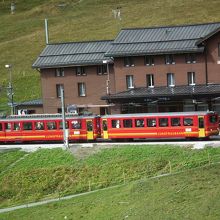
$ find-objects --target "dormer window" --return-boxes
[55,68,64,77]
[97,65,107,75]
[124,57,134,67]
[76,67,86,76]
[185,53,196,64]
[165,55,175,64]
[145,56,154,66]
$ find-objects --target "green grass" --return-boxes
[1,162,220,220]
[1,145,220,208]
[0,149,27,173]
[0,0,220,112]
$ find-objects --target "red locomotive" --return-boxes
[0,111,219,143]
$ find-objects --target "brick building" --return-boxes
[33,22,220,115]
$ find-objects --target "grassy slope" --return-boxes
[0,0,220,112]
[1,146,220,208]
[1,163,220,220]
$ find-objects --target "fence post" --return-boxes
[88,180,91,191]
[208,152,211,166]
[123,170,126,184]
[169,161,172,173]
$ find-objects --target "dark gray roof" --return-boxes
[33,40,113,68]
[102,84,220,101]
[105,22,220,57]
[16,99,43,106]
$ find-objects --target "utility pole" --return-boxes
[5,64,14,115]
[60,87,69,149]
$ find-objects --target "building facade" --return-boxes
[33,22,220,115]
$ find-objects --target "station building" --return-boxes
[33,22,220,115]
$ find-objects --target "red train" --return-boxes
[0,111,219,143]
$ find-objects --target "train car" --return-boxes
[0,114,101,143]
[100,111,219,140]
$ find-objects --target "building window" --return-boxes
[124,57,134,67]
[188,72,196,85]
[146,74,154,88]
[185,53,196,64]
[55,68,64,77]
[56,84,64,98]
[167,73,175,87]
[97,65,107,75]
[78,82,86,97]
[126,75,134,89]
[76,67,86,76]
[165,54,175,64]
[145,56,154,66]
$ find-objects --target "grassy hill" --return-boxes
[1,145,220,209]
[1,146,220,219]
[0,0,220,113]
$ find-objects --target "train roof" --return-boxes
[101,111,217,119]
[0,113,99,121]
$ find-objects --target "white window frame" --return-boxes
[146,74,154,88]
[56,84,64,98]
[126,75,134,89]
[167,73,175,87]
[78,83,86,97]
[188,72,196,86]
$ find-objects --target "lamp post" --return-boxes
[103,60,110,95]
[5,64,14,115]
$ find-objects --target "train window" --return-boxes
[47,122,57,130]
[13,123,21,131]
[184,117,194,126]
[71,120,81,129]
[112,120,121,128]
[159,118,169,127]
[171,118,181,126]
[209,115,218,123]
[5,122,11,131]
[102,120,108,131]
[59,121,69,129]
[135,119,144,127]
[123,119,133,128]
[23,122,33,130]
[35,122,44,130]
[0,123,2,131]
[147,118,157,127]
[86,121,93,131]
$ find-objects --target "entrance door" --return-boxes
[198,116,205,138]
[86,120,94,140]
[102,119,108,139]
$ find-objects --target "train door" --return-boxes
[86,119,94,140]
[198,116,205,138]
[102,119,108,139]
[0,122,5,142]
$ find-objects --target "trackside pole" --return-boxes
[60,87,69,149]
